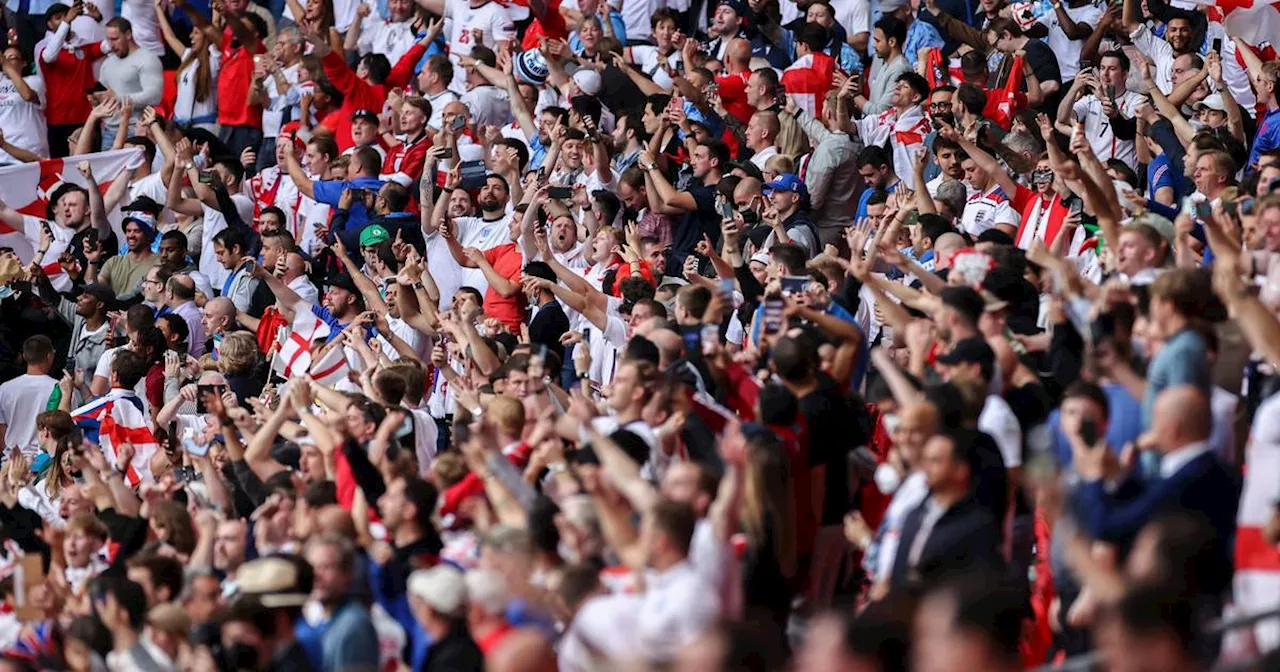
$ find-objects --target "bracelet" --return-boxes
[440,186,454,193]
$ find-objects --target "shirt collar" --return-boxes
[1158,440,1211,479]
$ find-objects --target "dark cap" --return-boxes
[45,3,70,21]
[80,283,114,305]
[351,109,379,124]
[716,0,750,17]
[327,273,360,294]
[936,336,996,370]
[939,285,985,325]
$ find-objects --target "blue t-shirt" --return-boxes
[1143,328,1210,429]
[1046,382,1143,468]
[1247,106,1280,172]
[1146,153,1181,203]
[313,176,386,245]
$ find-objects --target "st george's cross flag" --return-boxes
[71,389,159,487]
[273,307,332,379]
[0,149,146,291]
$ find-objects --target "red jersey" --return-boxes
[481,243,526,335]
[218,26,264,127]
[320,47,423,151]
[380,132,432,186]
[40,41,103,126]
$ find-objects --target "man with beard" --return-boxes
[90,211,159,299]
[639,140,727,274]
[0,182,115,287]
[1122,0,1198,95]
[427,171,513,301]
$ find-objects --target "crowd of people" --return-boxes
[0,0,1274,667]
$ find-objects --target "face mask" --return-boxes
[1032,169,1053,185]
[874,462,902,494]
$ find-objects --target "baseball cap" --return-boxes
[936,336,996,368]
[764,173,808,197]
[407,566,468,617]
[351,109,379,124]
[572,70,601,97]
[80,283,115,306]
[236,556,313,608]
[359,224,390,247]
[327,273,361,294]
[1193,93,1225,113]
[716,0,750,16]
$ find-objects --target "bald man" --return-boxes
[933,233,965,273]
[854,400,939,593]
[1072,385,1238,570]
[201,297,238,355]
[164,274,206,356]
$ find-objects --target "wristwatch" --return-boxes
[641,162,658,171]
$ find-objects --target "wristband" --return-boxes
[441,186,454,193]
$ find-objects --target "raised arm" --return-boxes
[278,139,316,199]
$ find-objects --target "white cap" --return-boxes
[572,69,602,96]
[407,566,468,617]
[1194,93,1226,113]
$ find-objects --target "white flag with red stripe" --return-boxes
[1195,0,1280,47]
[0,149,145,290]
[71,390,158,487]
[273,307,332,378]
[309,341,351,387]
[855,105,931,191]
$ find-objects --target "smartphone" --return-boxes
[450,115,466,132]
[196,384,223,414]
[438,147,453,160]
[1241,197,1257,216]
[1194,200,1213,221]
[197,170,215,184]
[349,188,367,202]
[1104,84,1116,104]
[548,186,573,199]
[681,326,701,354]
[780,275,808,295]
[763,297,784,334]
[719,201,734,221]
[700,323,719,356]
[1068,199,1083,218]
[182,426,210,457]
[1079,417,1099,446]
[1212,38,1223,52]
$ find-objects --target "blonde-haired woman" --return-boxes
[216,331,266,404]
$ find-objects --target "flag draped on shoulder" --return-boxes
[273,307,332,379]
[0,149,146,292]
[71,390,158,488]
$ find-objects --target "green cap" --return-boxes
[359,225,390,247]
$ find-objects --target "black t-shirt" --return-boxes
[667,180,721,274]
[798,373,871,525]
[1023,39,1062,88]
